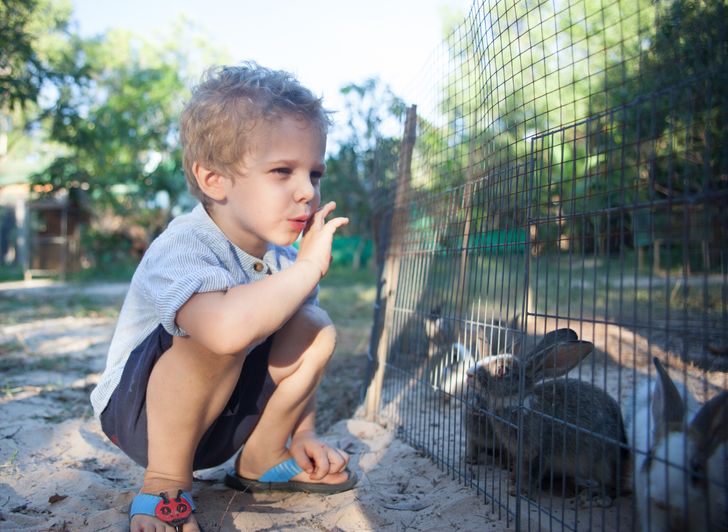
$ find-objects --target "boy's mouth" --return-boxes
[288,215,310,232]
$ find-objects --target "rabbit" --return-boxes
[426,306,521,401]
[465,329,572,464]
[463,326,524,463]
[467,328,629,502]
[628,356,728,532]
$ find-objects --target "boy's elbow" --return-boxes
[201,313,263,357]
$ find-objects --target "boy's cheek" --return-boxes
[311,190,321,211]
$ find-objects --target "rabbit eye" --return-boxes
[689,458,706,486]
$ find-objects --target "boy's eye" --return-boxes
[273,168,291,175]
[310,171,323,180]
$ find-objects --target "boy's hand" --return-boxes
[289,430,349,480]
[297,201,348,278]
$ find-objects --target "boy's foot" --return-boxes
[226,456,357,493]
[131,515,202,532]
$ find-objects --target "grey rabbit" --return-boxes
[466,328,629,502]
[465,329,571,464]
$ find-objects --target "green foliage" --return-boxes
[325,79,404,258]
[637,0,728,193]
[23,21,226,269]
[330,236,373,268]
[0,0,74,111]
[36,32,189,209]
[409,0,725,260]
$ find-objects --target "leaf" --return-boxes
[48,493,67,504]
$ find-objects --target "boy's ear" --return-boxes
[192,163,228,201]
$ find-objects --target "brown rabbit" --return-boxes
[467,328,629,502]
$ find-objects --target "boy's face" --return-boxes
[210,115,326,258]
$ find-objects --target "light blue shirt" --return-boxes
[90,204,316,418]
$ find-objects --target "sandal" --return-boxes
[224,456,358,494]
[130,489,197,531]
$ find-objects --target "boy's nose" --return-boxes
[295,176,316,202]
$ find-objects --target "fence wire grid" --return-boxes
[363,0,728,530]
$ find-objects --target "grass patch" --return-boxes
[0,355,82,375]
[0,266,23,282]
[319,265,377,339]
[67,262,137,282]
[319,267,377,320]
[315,265,377,432]
[0,292,124,325]
[0,340,23,356]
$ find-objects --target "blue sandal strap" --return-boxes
[130,490,196,518]
[258,457,303,482]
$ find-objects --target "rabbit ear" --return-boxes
[651,357,687,441]
[510,335,523,357]
[529,328,579,357]
[689,391,728,463]
[507,313,523,356]
[476,324,491,357]
[530,340,594,379]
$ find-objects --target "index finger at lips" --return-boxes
[318,201,337,220]
[323,216,349,234]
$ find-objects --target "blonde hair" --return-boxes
[180,62,332,204]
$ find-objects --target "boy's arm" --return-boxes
[177,202,347,355]
[176,260,321,355]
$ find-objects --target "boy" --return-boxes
[90,62,356,532]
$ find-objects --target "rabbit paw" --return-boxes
[569,488,613,509]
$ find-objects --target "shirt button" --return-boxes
[253,262,265,273]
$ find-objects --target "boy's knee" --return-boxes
[291,305,337,358]
[301,305,336,341]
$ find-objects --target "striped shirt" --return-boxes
[90,203,317,418]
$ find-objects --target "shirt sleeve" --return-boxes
[137,230,238,336]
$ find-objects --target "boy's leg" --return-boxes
[235,304,350,485]
[129,303,346,530]
[142,334,249,491]
[132,334,250,531]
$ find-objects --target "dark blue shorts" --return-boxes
[99,325,275,470]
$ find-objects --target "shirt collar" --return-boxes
[192,204,278,275]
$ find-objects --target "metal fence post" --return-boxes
[364,104,417,421]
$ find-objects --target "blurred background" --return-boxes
[0,0,469,281]
[2,1,727,528]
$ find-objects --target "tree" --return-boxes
[324,79,404,268]
[637,0,728,195]
[29,22,226,267]
[0,0,73,112]
[425,0,658,255]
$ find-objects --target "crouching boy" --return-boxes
[90,62,356,532]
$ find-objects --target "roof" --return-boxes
[0,155,49,187]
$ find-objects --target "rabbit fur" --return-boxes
[467,328,629,500]
[627,357,728,532]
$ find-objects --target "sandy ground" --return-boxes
[0,281,500,531]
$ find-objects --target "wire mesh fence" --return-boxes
[364,0,728,530]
